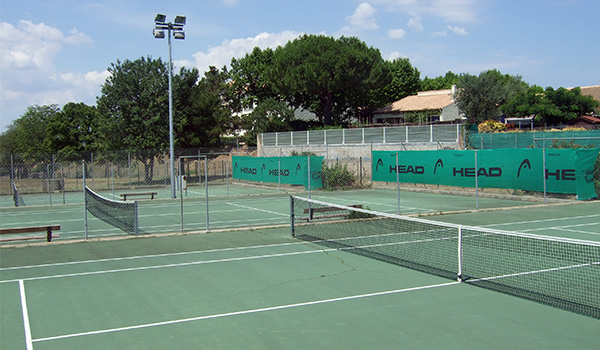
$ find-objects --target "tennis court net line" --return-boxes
[290,196,600,319]
[85,186,139,235]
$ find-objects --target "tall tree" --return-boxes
[502,85,599,126]
[44,102,100,160]
[178,66,233,148]
[268,34,389,126]
[456,69,527,123]
[240,98,294,145]
[378,58,420,103]
[421,71,459,91]
[97,56,169,183]
[229,47,278,110]
[8,105,59,160]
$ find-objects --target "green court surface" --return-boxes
[1,186,540,243]
[1,201,599,349]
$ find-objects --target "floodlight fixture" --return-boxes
[153,29,165,39]
[174,16,186,26]
[174,31,185,40]
[155,14,166,24]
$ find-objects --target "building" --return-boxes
[566,115,600,129]
[373,86,463,125]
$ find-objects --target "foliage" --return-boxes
[375,58,420,105]
[44,102,101,161]
[177,66,233,148]
[96,56,170,182]
[241,98,294,146]
[502,85,598,126]
[421,71,459,91]
[268,34,390,126]
[477,119,507,133]
[5,105,60,161]
[229,47,278,109]
[456,69,527,123]
[321,161,356,190]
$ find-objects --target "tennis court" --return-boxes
[1,198,598,349]
[1,184,541,243]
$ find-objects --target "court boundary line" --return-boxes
[1,241,312,272]
[19,280,33,350]
[31,281,461,343]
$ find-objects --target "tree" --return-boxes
[97,56,169,183]
[421,71,459,91]
[456,69,527,123]
[380,58,420,103]
[268,34,390,126]
[8,105,59,161]
[178,66,233,148]
[240,98,294,146]
[502,85,599,126]
[229,47,278,110]
[44,102,100,160]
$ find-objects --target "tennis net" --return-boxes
[85,186,139,235]
[290,196,600,319]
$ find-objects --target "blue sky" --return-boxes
[1,0,599,132]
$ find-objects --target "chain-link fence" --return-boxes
[469,130,600,149]
[2,135,599,244]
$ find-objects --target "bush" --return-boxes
[321,162,356,190]
[477,119,506,133]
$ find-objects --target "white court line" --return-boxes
[484,214,600,229]
[19,280,33,350]
[32,281,460,343]
[225,202,289,216]
[0,241,308,272]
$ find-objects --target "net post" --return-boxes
[134,201,139,235]
[179,157,184,233]
[290,196,295,237]
[475,150,479,210]
[457,226,463,282]
[83,161,88,239]
[204,155,209,231]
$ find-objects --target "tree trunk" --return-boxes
[143,158,154,185]
[322,92,334,126]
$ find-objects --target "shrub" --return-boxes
[477,119,506,133]
[321,162,356,190]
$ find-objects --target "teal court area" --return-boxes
[1,197,599,349]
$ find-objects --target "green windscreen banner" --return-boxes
[232,156,324,190]
[372,149,599,200]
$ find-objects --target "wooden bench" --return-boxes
[120,192,158,201]
[303,204,363,220]
[0,225,61,242]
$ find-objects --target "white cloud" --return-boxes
[388,28,406,39]
[386,51,409,61]
[447,25,468,36]
[192,31,303,73]
[346,3,379,30]
[221,0,239,6]
[407,17,424,32]
[0,20,100,130]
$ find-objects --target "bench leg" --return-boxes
[46,228,52,242]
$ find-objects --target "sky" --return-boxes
[1,0,599,132]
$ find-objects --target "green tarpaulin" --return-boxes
[372,149,599,200]
[232,156,324,190]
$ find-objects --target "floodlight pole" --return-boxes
[167,28,175,199]
[154,14,185,199]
